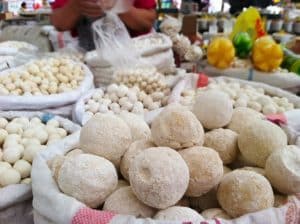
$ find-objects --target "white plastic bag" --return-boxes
[0,61,94,111]
[0,111,80,224]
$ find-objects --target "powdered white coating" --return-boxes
[265,146,300,194]
[193,90,233,130]
[151,104,204,150]
[57,154,118,208]
[240,167,266,177]
[217,170,274,218]
[238,120,287,168]
[119,112,151,141]
[201,208,231,220]
[154,206,204,222]
[129,147,189,209]
[120,139,155,181]
[227,107,263,134]
[179,146,223,197]
[204,129,238,164]
[103,186,156,218]
[80,114,132,167]
[13,159,31,178]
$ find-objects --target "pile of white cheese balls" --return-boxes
[83,84,169,122]
[114,68,170,95]
[179,79,295,115]
[49,99,300,222]
[0,57,84,96]
[0,117,69,187]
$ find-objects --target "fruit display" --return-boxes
[207,37,235,69]
[233,32,253,59]
[0,57,84,96]
[0,115,78,188]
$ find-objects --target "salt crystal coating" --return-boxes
[265,146,300,194]
[103,186,156,218]
[119,112,151,142]
[201,208,231,220]
[204,129,238,164]
[57,154,118,208]
[154,206,204,222]
[151,104,204,150]
[227,107,263,134]
[238,120,287,168]
[193,90,233,130]
[217,170,274,218]
[80,114,132,167]
[129,147,189,209]
[179,146,223,197]
[240,167,266,177]
[120,139,155,181]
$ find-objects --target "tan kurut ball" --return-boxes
[179,146,223,197]
[151,104,204,150]
[119,112,151,141]
[154,206,204,222]
[120,139,155,181]
[227,107,263,133]
[103,186,156,218]
[129,147,189,209]
[80,114,132,167]
[193,90,233,130]
[201,208,231,220]
[265,146,300,194]
[204,128,238,164]
[238,120,287,168]
[217,170,274,218]
[57,154,118,208]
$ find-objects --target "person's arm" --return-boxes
[50,0,81,31]
[119,6,157,33]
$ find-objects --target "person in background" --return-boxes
[50,0,157,51]
[20,2,27,12]
[229,0,273,14]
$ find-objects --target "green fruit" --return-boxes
[290,60,300,75]
[233,32,253,59]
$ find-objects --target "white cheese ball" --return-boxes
[0,168,21,186]
[47,119,60,128]
[65,149,83,159]
[0,118,8,128]
[201,208,231,220]
[13,159,31,178]
[21,178,31,184]
[204,129,238,164]
[239,166,266,177]
[227,107,263,134]
[154,206,204,222]
[179,146,223,197]
[33,129,49,144]
[129,147,189,209]
[3,146,22,164]
[217,170,274,218]
[262,104,277,115]
[57,154,118,208]
[103,186,156,218]
[265,146,300,194]
[120,139,155,181]
[119,112,151,142]
[151,104,204,150]
[193,90,233,130]
[0,129,8,145]
[80,114,132,167]
[238,120,287,168]
[5,122,23,135]
[23,144,41,163]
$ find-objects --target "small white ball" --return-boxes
[0,118,8,129]
[13,159,31,178]
[5,122,23,135]
[47,119,60,128]
[0,129,8,144]
[23,144,41,163]
[30,117,42,124]
[56,128,67,138]
[234,99,248,108]
[107,84,119,94]
[99,104,109,113]
[0,168,21,186]
[262,104,277,115]
[21,178,31,184]
[3,147,22,164]
[34,129,49,144]
[248,101,262,112]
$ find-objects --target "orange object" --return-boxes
[207,37,235,69]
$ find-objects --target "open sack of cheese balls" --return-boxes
[0,111,80,224]
[0,55,94,115]
[32,79,300,224]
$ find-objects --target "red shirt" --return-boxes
[51,0,156,37]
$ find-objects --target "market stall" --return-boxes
[0,0,299,224]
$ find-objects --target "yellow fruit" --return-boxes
[207,37,235,69]
[252,36,283,72]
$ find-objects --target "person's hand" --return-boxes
[70,0,104,18]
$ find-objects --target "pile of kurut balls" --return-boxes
[48,89,300,222]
